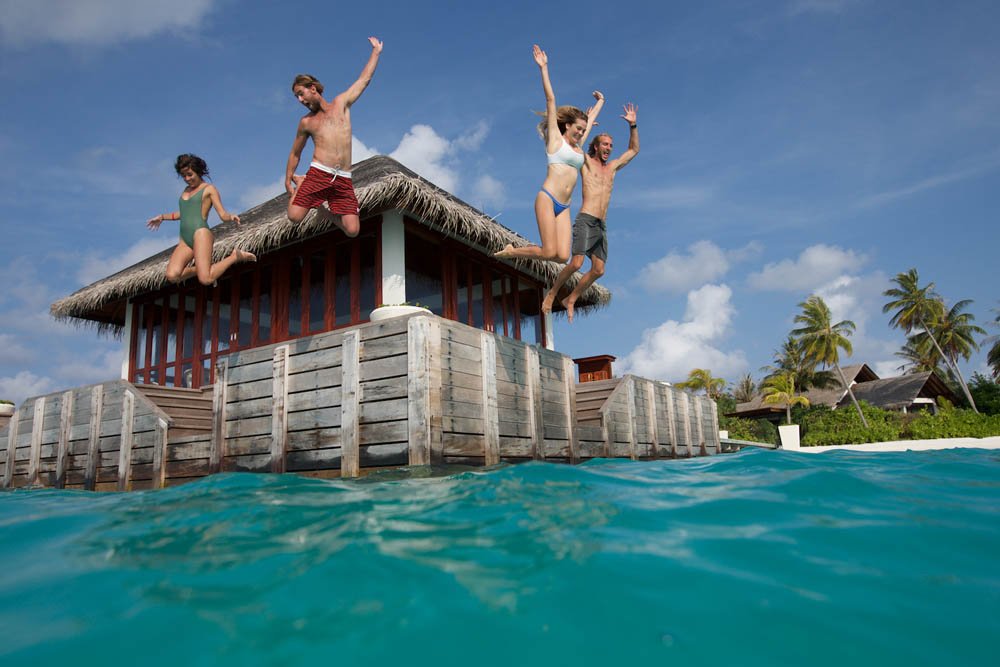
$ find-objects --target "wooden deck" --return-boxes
[1,313,722,491]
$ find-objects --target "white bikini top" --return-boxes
[546,139,585,170]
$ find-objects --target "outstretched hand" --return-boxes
[146,215,163,231]
[532,44,547,67]
[592,90,604,102]
[621,103,638,124]
[230,214,241,225]
[369,36,383,53]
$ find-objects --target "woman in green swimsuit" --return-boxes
[146,154,255,285]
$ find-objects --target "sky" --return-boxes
[1,0,998,403]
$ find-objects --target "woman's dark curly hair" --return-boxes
[174,154,210,178]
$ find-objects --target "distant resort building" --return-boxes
[728,364,960,422]
[51,156,610,390]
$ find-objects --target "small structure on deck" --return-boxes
[573,354,616,383]
[2,156,723,490]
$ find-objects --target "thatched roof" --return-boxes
[728,365,958,417]
[51,155,611,330]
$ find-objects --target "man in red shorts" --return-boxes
[285,36,384,236]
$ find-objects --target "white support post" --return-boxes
[380,210,407,306]
[121,301,134,380]
[543,312,555,351]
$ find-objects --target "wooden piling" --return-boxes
[3,408,19,488]
[270,345,290,473]
[562,357,580,463]
[84,385,103,491]
[480,332,500,465]
[645,380,660,460]
[525,345,545,460]
[210,360,228,474]
[117,390,134,492]
[55,390,74,488]
[340,330,361,477]
[27,397,45,486]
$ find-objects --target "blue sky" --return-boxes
[1,0,998,402]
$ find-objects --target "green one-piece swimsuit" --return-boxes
[178,188,209,247]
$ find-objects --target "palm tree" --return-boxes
[882,269,979,412]
[987,306,1000,381]
[676,368,726,400]
[792,295,869,428]
[895,336,940,375]
[733,373,756,403]
[911,299,984,410]
[760,335,837,392]
[762,372,810,425]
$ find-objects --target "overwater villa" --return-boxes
[2,156,722,491]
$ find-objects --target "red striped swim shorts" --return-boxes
[291,166,360,216]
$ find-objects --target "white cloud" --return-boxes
[58,349,125,383]
[352,135,379,162]
[471,175,506,210]
[388,122,494,200]
[0,371,55,403]
[240,180,285,210]
[0,334,34,365]
[871,360,902,379]
[76,237,174,287]
[0,0,218,48]
[637,240,762,294]
[454,121,490,151]
[747,244,864,292]
[390,124,457,191]
[618,284,748,383]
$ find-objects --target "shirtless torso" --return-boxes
[579,155,620,221]
[285,37,383,233]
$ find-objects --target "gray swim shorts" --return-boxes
[570,212,608,261]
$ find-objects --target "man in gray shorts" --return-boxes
[542,103,640,322]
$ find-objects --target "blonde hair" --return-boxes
[536,105,588,141]
[292,74,324,94]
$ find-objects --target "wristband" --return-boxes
[629,123,637,129]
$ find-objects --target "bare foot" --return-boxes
[561,296,576,323]
[494,243,516,259]
[541,290,556,314]
[233,249,257,263]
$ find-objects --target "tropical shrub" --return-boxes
[800,403,903,446]
[904,403,1000,439]
[969,373,1000,416]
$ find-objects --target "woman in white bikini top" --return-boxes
[495,45,603,263]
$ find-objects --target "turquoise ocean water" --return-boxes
[1,448,998,666]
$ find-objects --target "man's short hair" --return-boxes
[292,74,323,94]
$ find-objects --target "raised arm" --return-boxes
[534,45,560,152]
[340,37,383,107]
[614,103,640,171]
[580,90,605,146]
[285,121,309,194]
[206,185,240,224]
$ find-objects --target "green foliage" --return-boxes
[0,399,13,405]
[799,403,903,446]
[905,402,1000,439]
[717,394,777,444]
[969,373,1000,416]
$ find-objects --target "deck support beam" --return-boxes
[480,332,500,465]
[341,330,361,477]
[270,345,290,473]
[55,390,74,488]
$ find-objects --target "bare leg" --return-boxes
[542,255,585,313]
[495,193,572,262]
[562,256,606,323]
[336,212,360,238]
[189,229,256,285]
[165,242,195,283]
[286,175,308,222]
